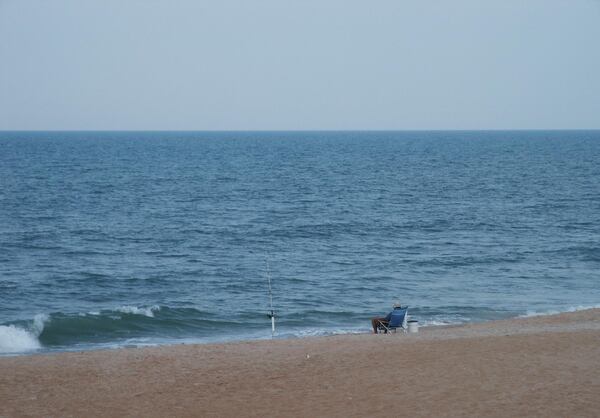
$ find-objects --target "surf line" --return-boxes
[265,258,275,338]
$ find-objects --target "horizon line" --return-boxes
[2,128,600,133]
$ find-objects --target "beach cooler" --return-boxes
[407,320,419,333]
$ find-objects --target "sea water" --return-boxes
[1,131,599,354]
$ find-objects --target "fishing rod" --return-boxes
[265,258,275,337]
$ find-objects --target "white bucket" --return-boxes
[407,320,419,333]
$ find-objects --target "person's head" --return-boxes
[393,301,402,309]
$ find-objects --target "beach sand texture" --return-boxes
[1,309,599,417]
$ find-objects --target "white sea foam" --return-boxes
[115,305,161,317]
[0,313,49,354]
[419,319,461,327]
[279,328,367,339]
[0,325,41,353]
[520,304,600,318]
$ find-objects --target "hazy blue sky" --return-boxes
[1,0,599,130]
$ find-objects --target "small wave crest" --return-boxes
[519,304,600,318]
[115,305,161,317]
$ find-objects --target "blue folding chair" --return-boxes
[377,307,408,334]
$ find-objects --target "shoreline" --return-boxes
[1,308,599,417]
[5,304,600,358]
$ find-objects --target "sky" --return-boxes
[0,0,599,130]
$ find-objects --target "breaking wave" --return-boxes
[0,314,48,354]
[0,306,175,353]
[0,326,41,353]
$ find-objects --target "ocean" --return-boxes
[1,130,599,354]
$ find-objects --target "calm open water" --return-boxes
[1,131,599,354]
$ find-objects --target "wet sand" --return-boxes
[1,309,599,417]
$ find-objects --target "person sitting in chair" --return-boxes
[371,302,403,334]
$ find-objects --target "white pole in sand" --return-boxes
[266,259,275,337]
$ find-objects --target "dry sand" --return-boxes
[1,309,599,417]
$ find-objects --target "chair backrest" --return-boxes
[388,307,408,328]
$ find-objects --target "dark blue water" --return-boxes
[1,131,599,354]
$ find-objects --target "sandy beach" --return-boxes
[1,309,599,418]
